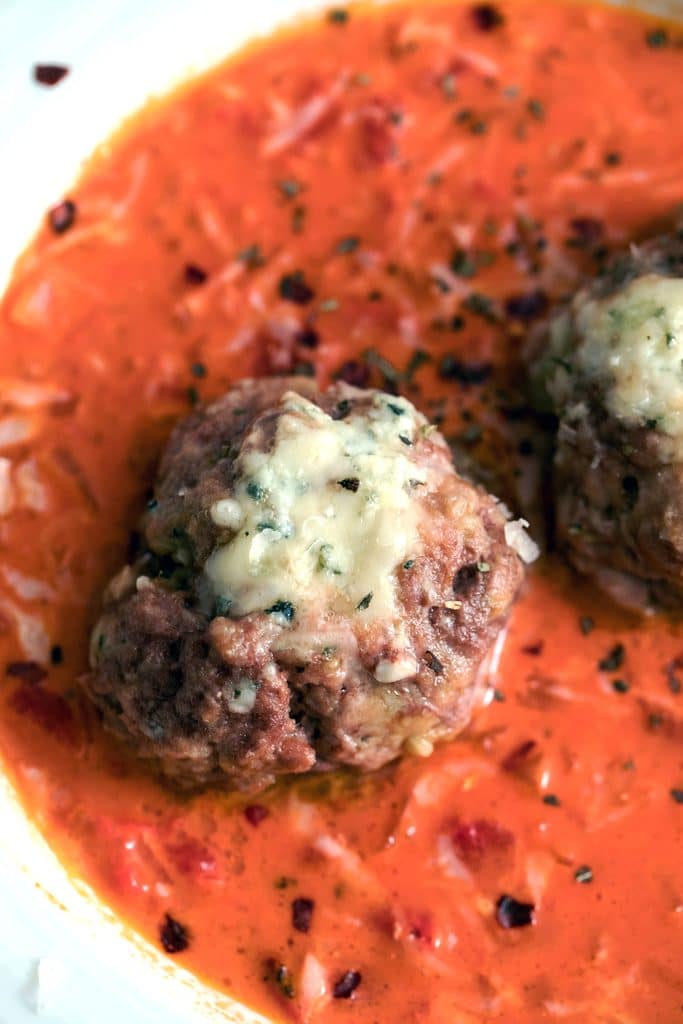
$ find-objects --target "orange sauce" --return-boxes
[0,2,682,1020]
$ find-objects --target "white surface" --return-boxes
[0,0,681,1022]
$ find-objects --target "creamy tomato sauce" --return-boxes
[1,2,683,1021]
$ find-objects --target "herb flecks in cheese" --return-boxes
[548,274,683,443]
[205,392,427,628]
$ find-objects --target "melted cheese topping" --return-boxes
[558,274,683,443]
[205,391,428,625]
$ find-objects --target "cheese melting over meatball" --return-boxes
[547,273,683,448]
[205,391,428,629]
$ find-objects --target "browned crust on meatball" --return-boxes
[87,378,524,791]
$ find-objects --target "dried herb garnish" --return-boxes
[424,650,444,674]
[612,679,630,694]
[527,98,545,121]
[599,643,625,672]
[6,661,47,685]
[646,26,669,47]
[48,198,76,234]
[575,865,593,884]
[505,289,548,321]
[291,897,315,933]
[543,794,560,806]
[279,271,315,304]
[333,970,362,999]
[267,961,295,999]
[328,7,349,24]
[265,600,296,622]
[34,63,69,86]
[579,616,594,635]
[670,788,683,804]
[190,362,207,378]
[495,894,535,929]
[336,235,360,254]
[160,914,190,954]
[338,477,360,492]
[356,592,373,611]
[438,355,492,385]
[238,243,265,269]
[463,292,498,321]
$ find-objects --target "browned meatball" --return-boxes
[532,230,683,609]
[87,378,528,791]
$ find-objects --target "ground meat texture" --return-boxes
[531,229,683,609]
[87,378,526,790]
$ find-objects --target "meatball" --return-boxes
[532,229,683,608]
[87,378,528,791]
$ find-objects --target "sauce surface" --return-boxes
[1,2,683,1021]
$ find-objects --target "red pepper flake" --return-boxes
[184,263,208,285]
[470,4,505,30]
[333,970,362,999]
[8,684,76,745]
[159,913,190,954]
[451,818,514,864]
[521,642,544,656]
[336,360,370,388]
[48,199,76,234]
[34,63,70,86]
[566,217,603,248]
[296,327,320,349]
[291,897,315,933]
[6,660,47,684]
[279,271,315,305]
[165,837,217,877]
[244,803,269,827]
[598,643,625,672]
[495,894,535,929]
[501,738,539,774]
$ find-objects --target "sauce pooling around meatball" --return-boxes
[88,378,529,790]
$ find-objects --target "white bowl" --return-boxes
[0,0,681,1021]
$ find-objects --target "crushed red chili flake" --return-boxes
[33,63,69,86]
[451,818,514,864]
[470,4,505,30]
[159,913,190,954]
[296,327,320,348]
[567,216,603,247]
[48,199,77,234]
[279,271,315,304]
[501,738,539,773]
[522,642,544,656]
[8,684,76,744]
[244,803,269,827]
[184,262,208,285]
[333,970,362,999]
[291,897,315,933]
[6,660,47,684]
[496,894,535,929]
[336,360,371,388]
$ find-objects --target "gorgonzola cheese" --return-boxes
[204,391,429,628]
